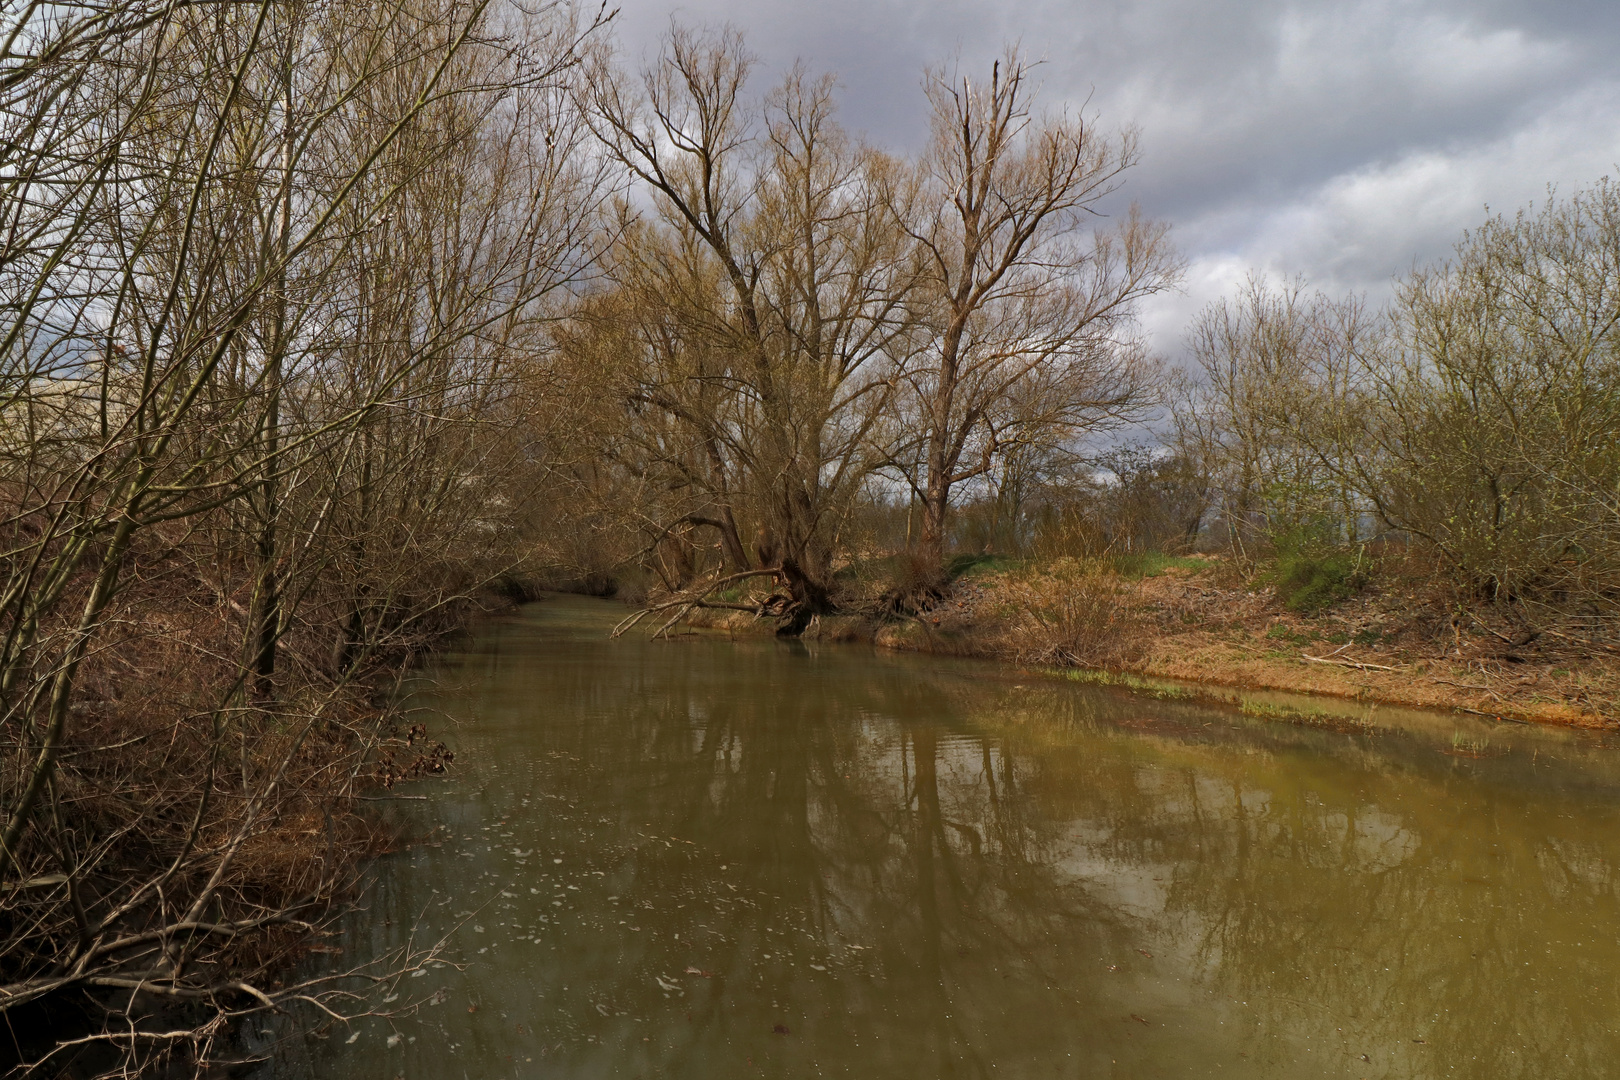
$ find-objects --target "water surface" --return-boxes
[274,595,1620,1079]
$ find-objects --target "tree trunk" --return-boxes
[772,487,834,635]
[251,45,295,703]
[249,509,279,700]
[918,315,966,570]
[716,507,749,571]
[776,555,831,635]
[704,439,750,570]
[919,471,948,568]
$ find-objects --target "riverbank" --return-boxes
[0,562,523,1075]
[690,555,1620,729]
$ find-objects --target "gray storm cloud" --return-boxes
[607,0,1620,354]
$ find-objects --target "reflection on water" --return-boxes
[270,595,1620,1079]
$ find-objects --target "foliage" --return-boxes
[1366,180,1620,613]
[1266,528,1369,613]
[1179,184,1620,633]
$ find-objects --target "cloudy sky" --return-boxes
[603,0,1620,358]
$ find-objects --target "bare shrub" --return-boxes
[1364,180,1620,627]
[995,559,1145,669]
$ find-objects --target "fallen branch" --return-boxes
[1449,704,1532,724]
[611,607,654,638]
[611,568,784,639]
[1431,678,1495,693]
[651,602,697,639]
[1461,610,1515,645]
[1300,653,1399,672]
[1432,678,1505,703]
[1540,628,1620,656]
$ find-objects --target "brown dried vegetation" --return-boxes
[883,554,1619,727]
[0,0,610,1073]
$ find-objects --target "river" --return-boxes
[265,594,1620,1079]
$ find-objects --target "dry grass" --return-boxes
[982,558,1147,669]
[874,553,1620,728]
[622,548,1620,726]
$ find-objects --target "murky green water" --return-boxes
[271,594,1620,1079]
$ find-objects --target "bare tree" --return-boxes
[1175,275,1377,564]
[579,27,918,630]
[900,49,1179,571]
[1360,180,1620,626]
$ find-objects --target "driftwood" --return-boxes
[1299,651,1400,672]
[611,568,786,639]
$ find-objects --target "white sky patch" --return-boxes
[1276,2,1562,99]
[1147,76,1620,362]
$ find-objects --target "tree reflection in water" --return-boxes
[278,597,1620,1080]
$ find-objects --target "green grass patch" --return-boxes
[1274,550,1367,611]
[946,553,1023,579]
[1265,623,1318,646]
[1056,668,1194,700]
[1265,527,1369,612]
[1240,699,1377,731]
[1240,700,1330,721]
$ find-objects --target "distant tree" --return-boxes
[1092,443,1210,553]
[1178,181,1620,631]
[899,49,1180,570]
[1175,275,1375,564]
[1364,180,1620,619]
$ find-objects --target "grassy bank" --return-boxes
[687,553,1619,729]
[899,556,1619,728]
